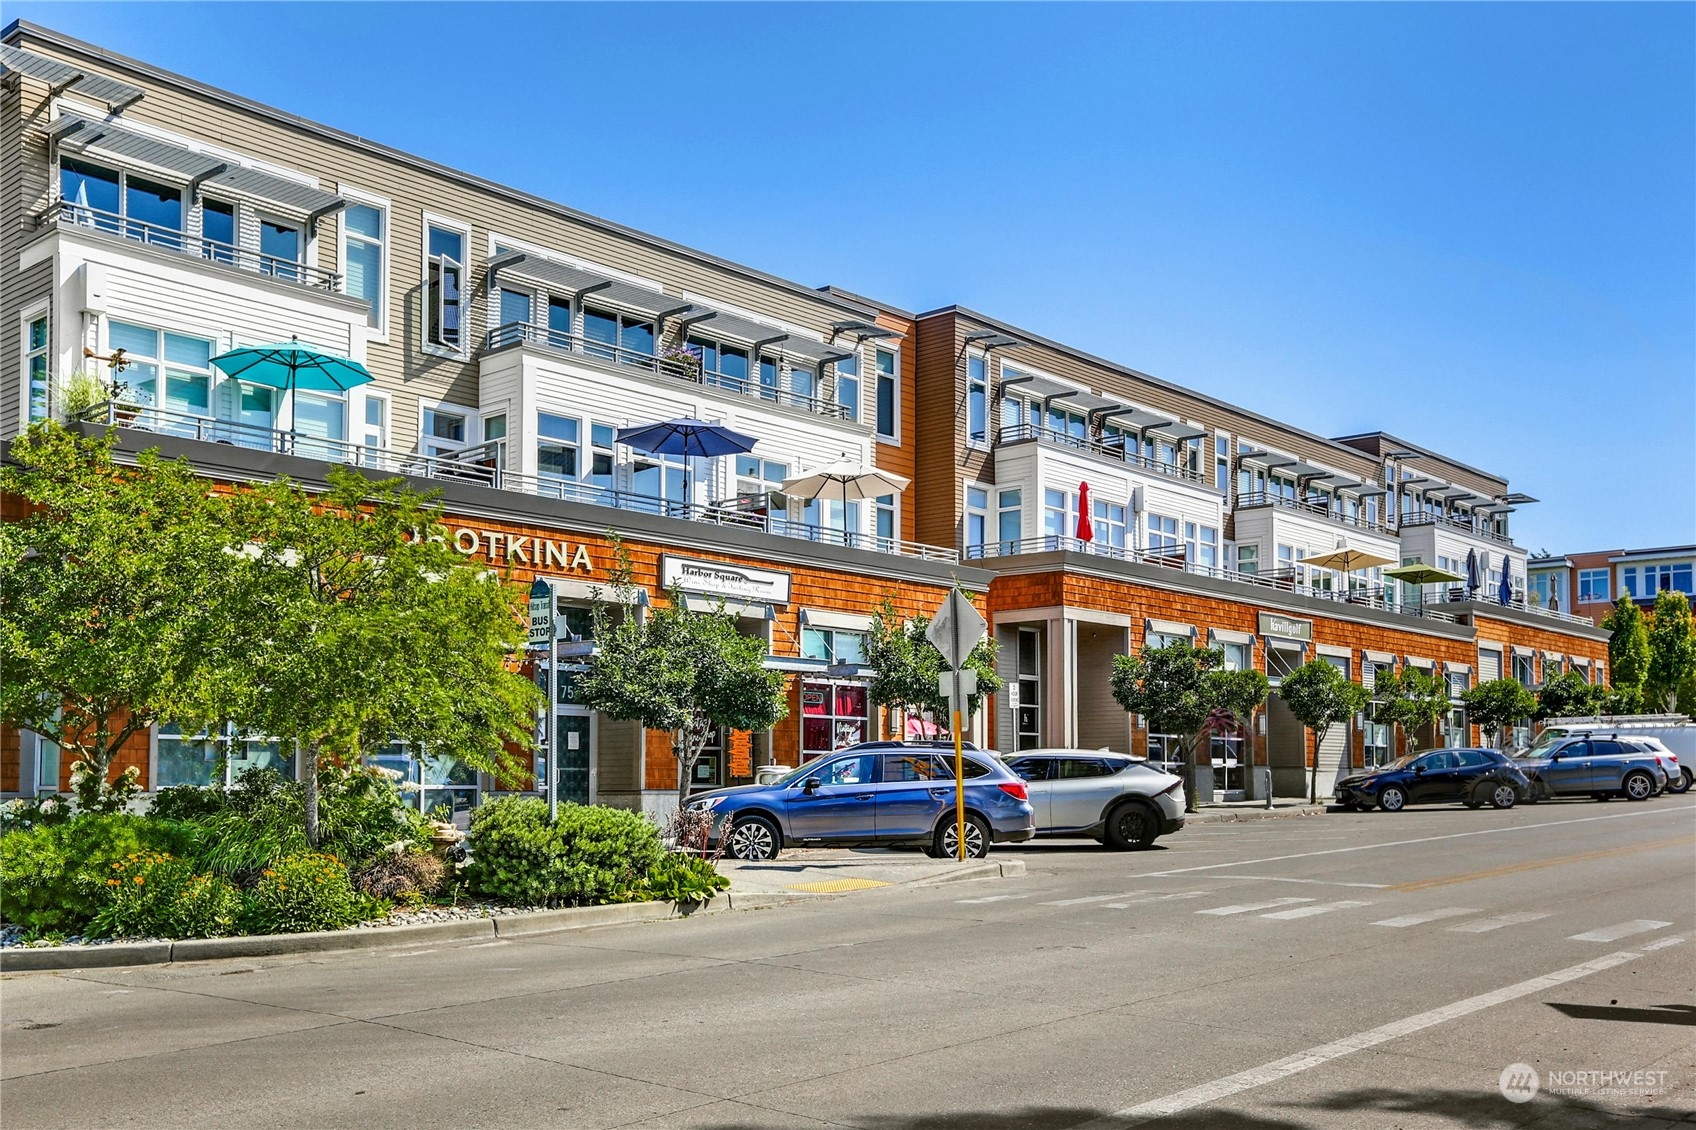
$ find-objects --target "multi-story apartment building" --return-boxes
[1,21,1610,810]
[1530,545,1696,627]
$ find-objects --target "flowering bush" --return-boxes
[239,852,371,935]
[0,814,191,935]
[69,761,143,814]
[0,795,72,835]
[89,851,240,939]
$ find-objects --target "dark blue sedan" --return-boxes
[688,742,1035,860]
[1334,748,1532,812]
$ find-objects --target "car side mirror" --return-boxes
[1414,764,1425,774]
[802,776,821,793]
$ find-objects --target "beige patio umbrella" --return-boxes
[781,457,911,543]
[1303,546,1397,573]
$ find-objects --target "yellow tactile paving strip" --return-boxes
[785,878,894,893]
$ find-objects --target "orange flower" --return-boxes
[106,879,119,886]
[134,876,144,885]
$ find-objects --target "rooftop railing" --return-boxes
[39,200,343,291]
[486,321,851,422]
[78,401,958,563]
[1396,510,1513,545]
[1428,585,1593,625]
[997,422,1209,485]
[1234,490,1394,534]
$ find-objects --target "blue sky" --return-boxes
[12,2,1694,553]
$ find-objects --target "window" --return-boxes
[60,156,120,222]
[425,222,465,351]
[1530,572,1556,608]
[1221,641,1252,672]
[587,423,616,499]
[61,157,186,247]
[998,487,1022,553]
[547,296,573,347]
[341,202,385,330]
[422,405,468,458]
[882,753,948,782]
[235,383,276,438]
[499,288,532,329]
[872,494,897,545]
[481,413,506,468]
[1147,513,1179,554]
[967,355,987,444]
[688,336,750,393]
[1624,563,1695,597]
[583,307,654,364]
[1093,498,1127,552]
[360,392,389,450]
[836,350,860,421]
[633,450,688,508]
[1237,543,1259,577]
[157,725,291,789]
[874,348,898,440]
[108,322,213,426]
[801,682,870,755]
[201,198,235,262]
[537,413,579,480]
[1184,523,1219,570]
[735,455,791,503]
[801,628,867,665]
[1577,569,1609,603]
[1512,653,1534,687]
[293,392,346,458]
[965,485,989,555]
[1214,434,1230,494]
[1044,488,1073,544]
[1016,627,1041,750]
[259,217,302,281]
[26,313,49,423]
[788,360,818,405]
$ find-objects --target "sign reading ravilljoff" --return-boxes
[1258,612,1313,642]
[662,555,792,604]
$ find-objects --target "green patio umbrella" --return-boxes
[1382,563,1464,614]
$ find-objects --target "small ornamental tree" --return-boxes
[0,423,252,807]
[1110,642,1223,813]
[1461,679,1537,746]
[1278,660,1370,804]
[1373,666,1451,755]
[578,583,790,808]
[863,594,1002,735]
[1644,590,1696,713]
[1603,595,1650,708]
[1533,671,1604,723]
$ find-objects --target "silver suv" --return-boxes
[1514,733,1671,801]
[1000,749,1186,849]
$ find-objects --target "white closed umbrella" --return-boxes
[781,457,911,545]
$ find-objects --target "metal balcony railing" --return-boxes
[1396,510,1513,545]
[77,402,958,563]
[1234,490,1394,534]
[1429,586,1593,625]
[485,322,851,422]
[40,201,342,291]
[997,422,1209,485]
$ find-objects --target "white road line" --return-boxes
[1260,900,1373,920]
[1066,939,1684,1130]
[1642,936,1686,952]
[1447,912,1551,933]
[954,894,1030,905]
[1568,919,1673,943]
[1142,806,1691,878]
[1204,874,1389,889]
[1104,891,1210,909]
[1041,892,1150,906]
[1371,907,1481,928]
[1197,897,1315,916]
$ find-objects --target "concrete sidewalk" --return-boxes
[1189,799,1330,823]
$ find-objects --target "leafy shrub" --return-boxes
[69,760,143,814]
[465,798,661,907]
[641,853,730,904]
[148,785,229,823]
[0,815,190,934]
[239,852,371,935]
[0,795,73,835]
[89,851,240,939]
[351,849,444,908]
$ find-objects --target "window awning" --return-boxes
[1209,628,1254,647]
[1098,405,1173,434]
[203,164,344,221]
[1405,656,1436,669]
[800,608,875,633]
[1145,618,1195,639]
[1364,650,1397,665]
[677,307,789,352]
[488,250,615,298]
[774,333,854,367]
[1148,421,1208,444]
[682,594,773,620]
[52,113,224,180]
[1,44,145,109]
[998,371,1075,400]
[763,655,831,673]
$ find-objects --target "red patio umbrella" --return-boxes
[1076,481,1094,542]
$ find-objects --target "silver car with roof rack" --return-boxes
[998,748,1186,849]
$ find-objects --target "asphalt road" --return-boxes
[4,796,1695,1130]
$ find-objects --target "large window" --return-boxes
[802,628,867,665]
[735,455,790,510]
[1237,543,1259,577]
[1185,522,1219,570]
[293,392,347,458]
[156,725,292,789]
[259,217,303,281]
[967,355,987,444]
[340,203,385,329]
[965,485,989,554]
[60,157,182,247]
[801,682,869,756]
[1512,653,1534,687]
[688,336,750,393]
[499,288,532,330]
[1577,569,1609,603]
[874,348,897,440]
[425,222,465,351]
[26,314,49,423]
[1093,498,1127,552]
[836,350,860,422]
[1044,488,1073,545]
[201,198,236,262]
[585,307,654,365]
[998,487,1022,553]
[422,405,468,458]
[108,322,212,427]
[1147,513,1179,555]
[537,413,579,480]
[1624,563,1694,598]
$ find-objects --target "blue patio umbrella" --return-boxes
[614,417,758,459]
[1465,548,1480,592]
[209,336,373,393]
[1499,562,1514,606]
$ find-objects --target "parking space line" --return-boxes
[1447,912,1551,933]
[1196,897,1315,916]
[1207,874,1389,889]
[954,894,1030,905]
[1260,900,1374,920]
[1569,919,1673,943]
[1371,907,1481,928]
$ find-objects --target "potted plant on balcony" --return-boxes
[659,342,703,382]
[54,370,111,423]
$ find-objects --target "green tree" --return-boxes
[0,423,252,807]
[1278,661,1371,804]
[1533,670,1604,723]
[1462,678,1537,746]
[1204,668,1273,736]
[863,594,1003,734]
[1644,590,1696,713]
[1110,642,1223,813]
[1373,666,1451,755]
[230,467,541,845]
[1603,594,1650,708]
[578,584,791,808]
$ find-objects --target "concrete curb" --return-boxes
[1187,805,1328,824]
[905,859,1026,887]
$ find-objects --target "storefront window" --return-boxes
[802,681,868,757]
[156,725,292,788]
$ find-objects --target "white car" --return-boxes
[1000,749,1186,849]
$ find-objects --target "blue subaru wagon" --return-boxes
[688,741,1035,860]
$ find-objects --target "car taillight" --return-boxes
[1159,779,1183,796]
[998,782,1028,801]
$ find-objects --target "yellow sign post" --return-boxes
[927,589,987,861]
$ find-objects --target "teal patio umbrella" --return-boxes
[210,337,372,452]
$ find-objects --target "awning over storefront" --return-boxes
[682,594,773,620]
[800,608,875,633]
[1209,628,1255,647]
[763,655,831,673]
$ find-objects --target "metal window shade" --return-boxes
[1,44,145,108]
[799,608,875,633]
[1097,405,1172,433]
[1478,648,1503,682]
[581,280,692,321]
[773,334,853,366]
[680,307,790,350]
[1209,628,1254,647]
[52,113,224,179]
[1363,650,1396,665]
[486,251,618,300]
[1147,421,1209,443]
[1145,618,1194,640]
[202,164,344,219]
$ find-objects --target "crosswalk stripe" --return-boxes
[1105,891,1209,909]
[1568,920,1673,943]
[1041,892,1150,906]
[1372,907,1481,928]
[1197,898,1315,916]
[1447,912,1551,933]
[954,894,1030,905]
[1260,900,1374,920]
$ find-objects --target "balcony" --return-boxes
[38,201,343,291]
[78,401,955,563]
[1397,510,1513,546]
[966,535,1460,623]
[485,322,851,422]
[1234,490,1392,535]
[1427,586,1594,626]
[997,422,1207,484]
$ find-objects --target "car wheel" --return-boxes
[1669,769,1693,795]
[1463,792,1484,809]
[726,815,781,860]
[1489,783,1519,810]
[1622,771,1655,802]
[1105,802,1160,850]
[1378,785,1408,812]
[933,813,990,860]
